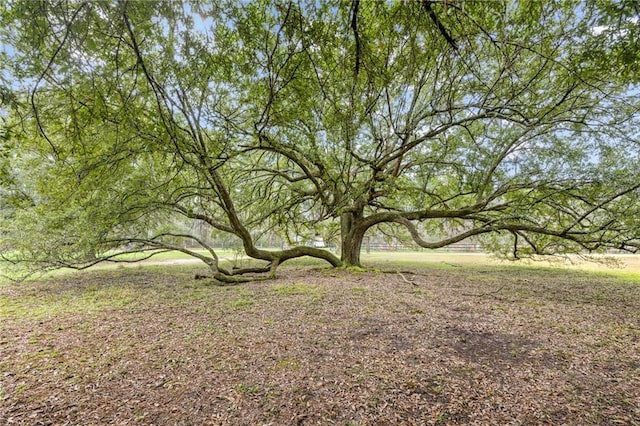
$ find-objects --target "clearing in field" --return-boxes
[1,256,639,425]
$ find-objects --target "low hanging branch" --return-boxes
[392,216,494,249]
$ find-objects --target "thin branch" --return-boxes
[421,0,458,50]
[351,0,361,77]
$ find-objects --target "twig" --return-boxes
[397,271,419,286]
[380,269,419,286]
[462,284,506,297]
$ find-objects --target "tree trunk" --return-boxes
[341,212,366,266]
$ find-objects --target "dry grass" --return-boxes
[1,262,639,425]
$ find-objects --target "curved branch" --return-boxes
[117,234,218,268]
[172,204,238,235]
[392,217,494,249]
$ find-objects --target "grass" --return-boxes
[361,251,640,281]
[0,280,137,319]
[2,250,639,320]
[0,249,235,282]
[0,266,208,319]
[102,248,236,262]
[270,282,320,296]
[3,248,640,282]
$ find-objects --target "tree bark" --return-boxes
[341,211,366,266]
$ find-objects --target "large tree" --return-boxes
[1,0,639,281]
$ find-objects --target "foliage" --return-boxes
[1,0,640,280]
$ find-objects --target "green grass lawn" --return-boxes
[4,246,640,276]
[363,251,640,280]
[3,249,640,287]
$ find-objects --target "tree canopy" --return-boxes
[1,0,640,282]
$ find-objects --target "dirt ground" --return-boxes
[1,263,639,425]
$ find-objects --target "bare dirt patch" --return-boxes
[1,264,639,425]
